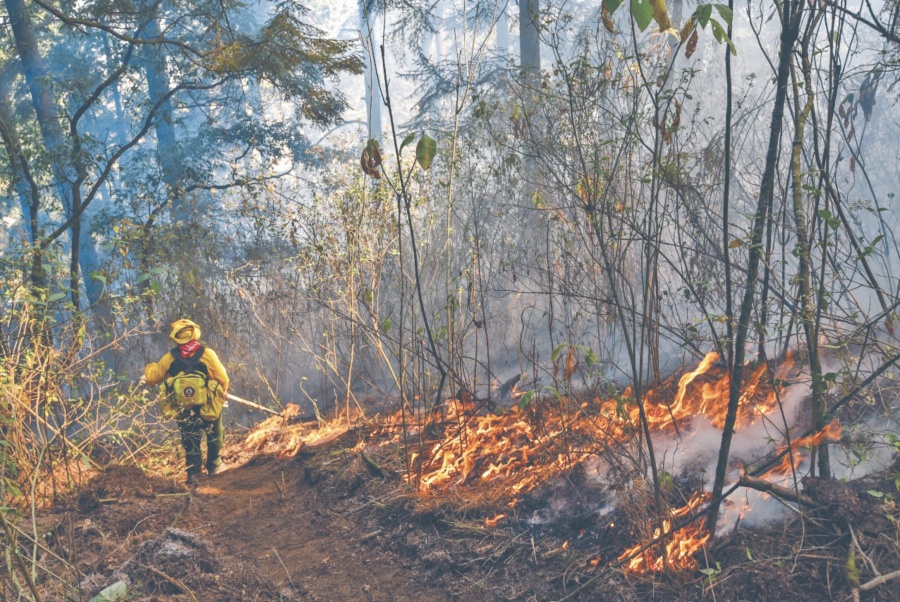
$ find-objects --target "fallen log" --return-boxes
[738,475,815,507]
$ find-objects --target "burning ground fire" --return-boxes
[767,417,842,476]
[619,491,712,574]
[376,352,798,499]
[241,351,835,576]
[368,351,831,573]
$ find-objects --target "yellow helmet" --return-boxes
[169,319,201,345]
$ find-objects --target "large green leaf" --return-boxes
[631,0,654,31]
[696,3,713,28]
[604,0,624,13]
[709,18,736,54]
[714,3,733,27]
[416,134,437,170]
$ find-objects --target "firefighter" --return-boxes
[145,319,229,484]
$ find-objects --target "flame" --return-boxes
[485,513,507,528]
[766,418,842,477]
[669,352,719,416]
[372,352,796,504]
[368,351,801,572]
[618,492,712,574]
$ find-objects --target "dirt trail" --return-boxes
[178,454,452,602]
[48,429,462,602]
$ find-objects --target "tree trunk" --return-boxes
[790,22,830,477]
[706,0,802,534]
[496,1,510,57]
[5,0,100,307]
[142,13,182,218]
[518,0,540,89]
[359,0,383,144]
[0,59,37,245]
[102,28,129,145]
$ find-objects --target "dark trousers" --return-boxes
[176,407,224,475]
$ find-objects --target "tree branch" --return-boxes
[40,80,224,248]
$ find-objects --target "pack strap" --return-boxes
[167,346,208,378]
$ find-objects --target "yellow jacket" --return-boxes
[144,347,229,392]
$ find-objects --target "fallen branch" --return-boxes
[850,525,880,578]
[860,568,900,592]
[144,565,198,602]
[271,547,297,591]
[738,475,814,507]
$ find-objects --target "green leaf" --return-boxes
[696,4,713,28]
[551,343,568,363]
[818,208,840,229]
[709,18,737,54]
[811,372,831,393]
[631,0,654,31]
[714,4,733,27]
[399,132,415,154]
[604,0,624,13]
[867,489,884,499]
[710,17,724,42]
[518,390,535,410]
[416,134,437,170]
[47,292,67,302]
[380,318,392,333]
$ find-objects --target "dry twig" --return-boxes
[144,565,198,602]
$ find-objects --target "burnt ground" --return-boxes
[23,421,900,602]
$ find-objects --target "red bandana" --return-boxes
[179,340,201,358]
